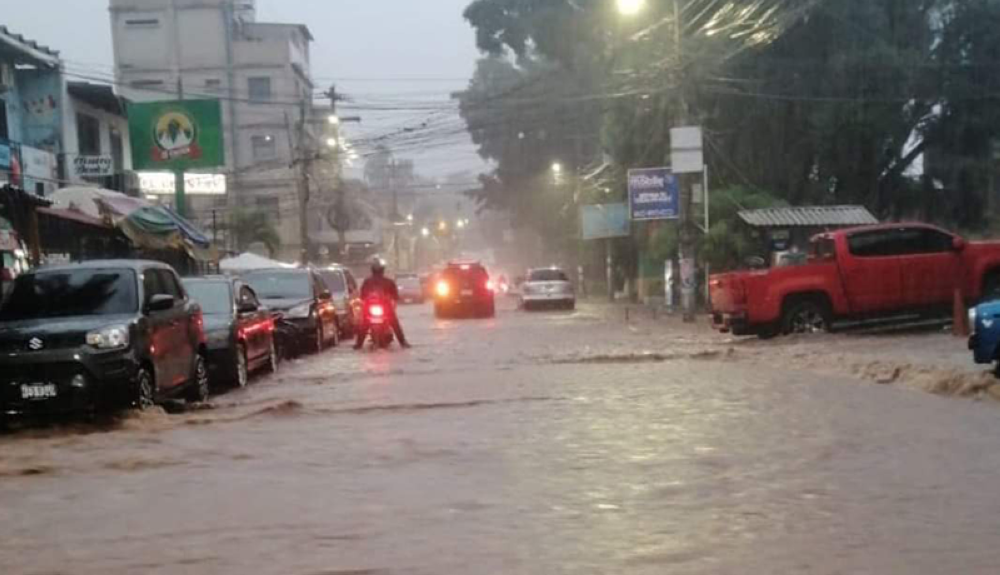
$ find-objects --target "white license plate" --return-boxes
[21,383,57,400]
[371,318,385,325]
[461,289,474,296]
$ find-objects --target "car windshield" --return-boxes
[318,271,347,294]
[244,272,311,300]
[0,269,137,320]
[398,276,420,287]
[529,270,568,282]
[183,281,233,316]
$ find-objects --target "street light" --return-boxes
[328,115,340,125]
[456,219,466,230]
[616,0,645,16]
[438,221,448,232]
[551,162,563,175]
[326,137,339,148]
[421,227,431,238]
[407,214,414,223]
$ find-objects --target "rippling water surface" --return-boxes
[2,303,1000,574]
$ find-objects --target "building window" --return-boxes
[125,18,161,27]
[77,114,101,156]
[255,196,281,222]
[251,135,276,160]
[130,79,165,88]
[248,77,271,103]
[110,128,124,172]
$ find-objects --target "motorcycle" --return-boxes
[360,297,396,350]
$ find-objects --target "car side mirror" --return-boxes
[146,294,175,313]
[953,237,967,252]
[238,301,258,314]
[745,256,767,270]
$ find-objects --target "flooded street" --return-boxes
[4,301,1000,574]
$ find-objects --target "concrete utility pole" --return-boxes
[287,102,313,265]
[671,0,697,323]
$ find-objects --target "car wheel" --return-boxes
[264,338,279,374]
[232,344,249,389]
[186,354,210,403]
[134,367,156,410]
[781,299,830,335]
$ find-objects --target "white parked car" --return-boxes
[520,268,576,311]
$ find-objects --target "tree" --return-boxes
[230,209,281,256]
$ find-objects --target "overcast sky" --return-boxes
[4,0,488,179]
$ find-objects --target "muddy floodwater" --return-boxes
[3,302,1000,574]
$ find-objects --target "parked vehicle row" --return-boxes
[0,260,370,425]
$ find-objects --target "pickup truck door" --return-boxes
[896,227,963,309]
[840,229,903,316]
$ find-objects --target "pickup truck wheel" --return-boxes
[757,325,780,340]
[782,300,830,335]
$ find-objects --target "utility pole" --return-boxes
[287,102,313,265]
[671,0,697,323]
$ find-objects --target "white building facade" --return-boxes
[109,0,318,259]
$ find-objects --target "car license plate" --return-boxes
[461,289,474,297]
[371,317,385,325]
[21,383,57,400]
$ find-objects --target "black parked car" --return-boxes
[243,268,340,354]
[0,261,209,421]
[183,277,278,390]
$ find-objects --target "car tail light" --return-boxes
[486,280,496,292]
[369,304,385,318]
[436,281,450,298]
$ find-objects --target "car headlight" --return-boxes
[287,303,313,319]
[969,307,979,333]
[86,325,130,350]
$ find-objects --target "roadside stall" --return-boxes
[737,205,879,266]
[49,186,216,275]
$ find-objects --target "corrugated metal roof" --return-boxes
[738,205,878,228]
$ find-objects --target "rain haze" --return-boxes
[3,0,489,178]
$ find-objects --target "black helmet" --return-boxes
[371,257,386,275]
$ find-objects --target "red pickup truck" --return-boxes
[710,223,1000,338]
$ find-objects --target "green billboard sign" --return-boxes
[128,100,225,171]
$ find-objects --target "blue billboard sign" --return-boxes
[581,203,630,240]
[628,168,679,221]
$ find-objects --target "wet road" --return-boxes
[3,301,1000,574]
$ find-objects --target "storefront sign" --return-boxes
[138,172,227,196]
[129,100,225,171]
[71,155,114,178]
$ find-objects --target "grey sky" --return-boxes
[4,0,488,179]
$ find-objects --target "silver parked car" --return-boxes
[520,268,575,311]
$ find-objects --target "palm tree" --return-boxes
[230,209,281,257]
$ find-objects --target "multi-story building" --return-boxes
[109,0,326,259]
[1,26,133,198]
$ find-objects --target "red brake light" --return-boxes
[369,304,385,318]
[486,280,495,292]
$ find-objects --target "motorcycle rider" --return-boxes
[355,257,411,349]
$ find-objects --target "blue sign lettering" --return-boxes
[628,168,679,221]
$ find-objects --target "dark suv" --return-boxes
[433,262,496,319]
[0,261,209,420]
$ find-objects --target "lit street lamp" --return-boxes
[326,137,339,149]
[616,0,645,16]
[456,219,466,230]
[421,227,431,238]
[328,115,340,125]
[551,162,563,175]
